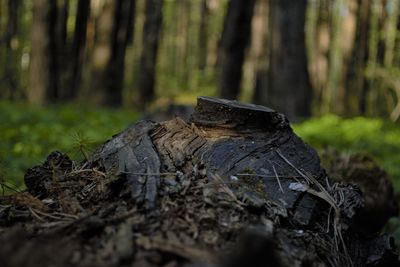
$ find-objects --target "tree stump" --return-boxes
[1,97,398,267]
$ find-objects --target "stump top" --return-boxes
[191,96,289,130]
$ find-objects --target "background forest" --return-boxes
[1,0,400,208]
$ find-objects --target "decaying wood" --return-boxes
[1,97,399,267]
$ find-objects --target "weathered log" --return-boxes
[1,97,398,267]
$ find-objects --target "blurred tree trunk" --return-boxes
[108,0,135,104]
[307,0,331,114]
[176,1,190,86]
[218,0,255,100]
[137,0,163,109]
[90,0,135,107]
[366,0,387,115]
[394,9,400,66]
[344,0,371,115]
[28,0,69,104]
[198,0,209,71]
[50,0,69,101]
[68,0,90,100]
[90,0,116,105]
[28,0,53,104]
[337,0,358,115]
[248,0,269,102]
[1,0,20,100]
[254,0,311,120]
[383,0,399,68]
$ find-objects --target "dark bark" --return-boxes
[137,0,163,109]
[254,0,312,121]
[218,0,256,100]
[68,0,91,100]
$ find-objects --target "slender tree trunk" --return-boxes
[137,0,163,109]
[28,0,53,104]
[0,0,2,34]
[90,0,115,105]
[69,0,90,100]
[108,0,135,105]
[198,0,209,71]
[4,0,19,49]
[218,0,256,100]
[337,0,358,115]
[249,0,269,102]
[366,0,386,115]
[345,0,371,115]
[394,11,400,66]
[175,0,190,86]
[255,0,312,120]
[90,0,135,107]
[383,0,399,68]
[1,0,20,100]
[306,0,331,114]
[48,0,69,101]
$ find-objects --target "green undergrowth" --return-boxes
[293,114,400,191]
[0,101,138,190]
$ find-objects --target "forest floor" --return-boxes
[0,101,400,266]
[1,149,395,267]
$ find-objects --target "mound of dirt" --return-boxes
[0,97,398,267]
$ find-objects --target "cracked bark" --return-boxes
[88,96,398,266]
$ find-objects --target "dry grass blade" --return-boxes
[118,171,176,176]
[28,207,46,222]
[271,166,284,193]
[32,208,75,221]
[275,149,312,184]
[68,168,107,177]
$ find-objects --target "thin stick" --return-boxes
[29,207,46,222]
[275,149,312,184]
[68,169,106,177]
[272,166,284,193]
[118,171,176,176]
[235,173,301,179]
[33,209,73,221]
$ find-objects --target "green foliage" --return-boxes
[293,114,400,190]
[0,101,138,190]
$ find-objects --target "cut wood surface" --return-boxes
[1,97,398,267]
